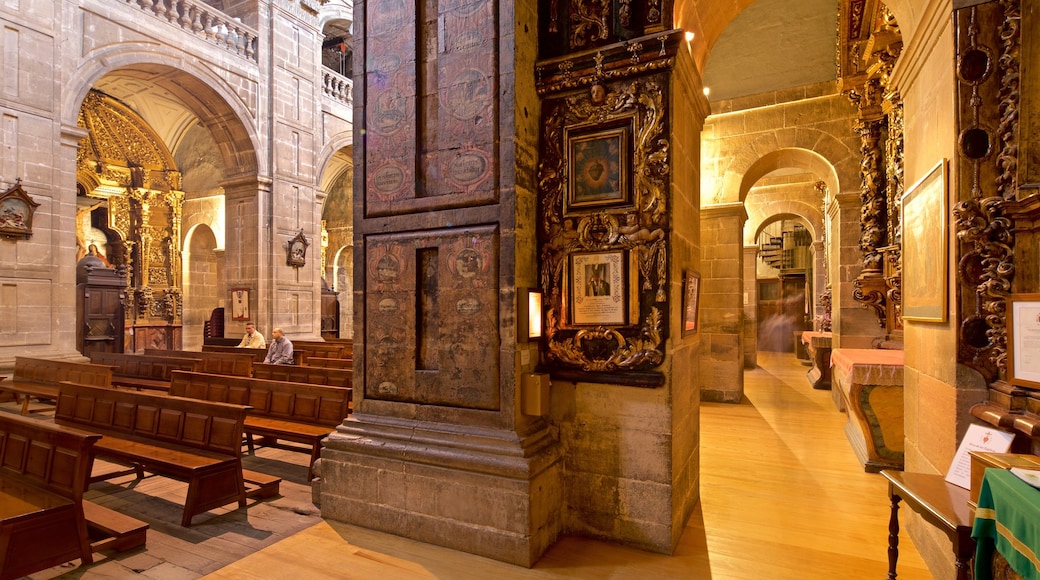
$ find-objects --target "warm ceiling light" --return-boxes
[685,31,695,42]
[703,87,711,96]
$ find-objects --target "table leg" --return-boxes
[888,493,901,580]
[955,556,970,580]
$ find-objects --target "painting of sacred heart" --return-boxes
[566,123,632,212]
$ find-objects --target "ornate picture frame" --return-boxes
[682,271,701,337]
[286,230,310,268]
[569,251,627,326]
[0,180,40,240]
[1008,293,1040,390]
[902,159,948,322]
[565,120,633,213]
[537,76,670,375]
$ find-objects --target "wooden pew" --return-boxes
[293,340,351,362]
[305,356,353,369]
[0,413,99,579]
[0,357,113,415]
[89,352,201,392]
[143,349,254,377]
[170,371,351,480]
[202,344,304,366]
[55,382,259,527]
[253,363,353,388]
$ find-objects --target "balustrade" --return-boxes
[322,69,353,106]
[122,0,258,62]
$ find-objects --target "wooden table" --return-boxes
[881,470,974,580]
[801,331,832,390]
[832,348,905,471]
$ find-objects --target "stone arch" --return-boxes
[736,146,845,204]
[317,139,354,195]
[62,45,262,178]
[182,224,223,350]
[745,202,824,247]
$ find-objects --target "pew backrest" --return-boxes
[143,349,253,377]
[304,356,353,369]
[252,363,352,388]
[170,371,350,427]
[14,357,113,388]
[89,353,201,380]
[0,412,100,501]
[293,340,351,361]
[56,382,249,457]
[202,345,267,363]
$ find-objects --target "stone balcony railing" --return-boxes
[120,0,259,62]
[322,68,353,107]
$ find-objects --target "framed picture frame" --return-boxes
[0,180,40,240]
[286,230,310,268]
[682,271,701,337]
[565,120,633,213]
[569,251,627,326]
[1008,293,1040,390]
[901,159,948,322]
[230,288,250,321]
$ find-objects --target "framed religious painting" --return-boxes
[1008,294,1040,390]
[569,251,627,326]
[564,120,633,214]
[230,288,250,321]
[0,180,40,240]
[682,271,701,337]
[286,230,310,268]
[901,159,948,322]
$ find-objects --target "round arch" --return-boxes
[62,45,262,178]
[752,211,818,245]
[737,147,842,203]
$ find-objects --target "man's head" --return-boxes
[271,327,284,340]
[245,322,256,335]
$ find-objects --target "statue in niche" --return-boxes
[87,243,113,268]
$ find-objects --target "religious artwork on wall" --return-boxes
[566,122,632,212]
[0,179,40,240]
[286,230,310,268]
[538,74,671,377]
[230,288,250,321]
[682,271,701,337]
[1007,294,1040,390]
[570,251,626,326]
[902,160,948,322]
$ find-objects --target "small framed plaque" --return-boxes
[230,288,250,321]
[1008,293,1040,390]
[569,251,626,326]
[682,271,701,337]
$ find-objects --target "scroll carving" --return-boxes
[538,76,670,373]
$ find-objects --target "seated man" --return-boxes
[237,322,266,349]
[264,327,294,365]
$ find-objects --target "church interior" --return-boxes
[1,0,1039,577]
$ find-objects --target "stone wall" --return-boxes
[699,203,745,402]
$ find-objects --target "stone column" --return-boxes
[831,191,877,348]
[318,0,563,566]
[222,176,271,334]
[700,203,747,402]
[742,245,758,368]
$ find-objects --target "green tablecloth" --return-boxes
[973,469,1040,580]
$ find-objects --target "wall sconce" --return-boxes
[684,31,695,42]
[518,288,543,342]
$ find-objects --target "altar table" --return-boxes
[801,331,832,390]
[973,469,1040,580]
[832,348,905,472]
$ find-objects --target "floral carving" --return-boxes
[569,0,609,50]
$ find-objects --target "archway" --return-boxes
[182,225,224,351]
[319,145,353,338]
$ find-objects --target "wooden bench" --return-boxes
[0,357,114,415]
[143,349,254,377]
[0,413,99,579]
[90,353,201,392]
[202,344,305,366]
[253,363,353,388]
[169,371,351,481]
[54,382,258,527]
[305,356,353,369]
[293,340,351,362]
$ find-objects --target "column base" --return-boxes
[318,414,563,567]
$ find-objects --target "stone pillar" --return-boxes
[700,203,747,402]
[222,176,271,335]
[742,245,758,368]
[830,191,876,348]
[318,0,563,566]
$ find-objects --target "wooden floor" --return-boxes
[204,352,933,580]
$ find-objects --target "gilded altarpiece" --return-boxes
[76,90,184,352]
[537,72,671,378]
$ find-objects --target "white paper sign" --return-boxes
[945,424,1015,489]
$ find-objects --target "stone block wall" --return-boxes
[699,203,745,402]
